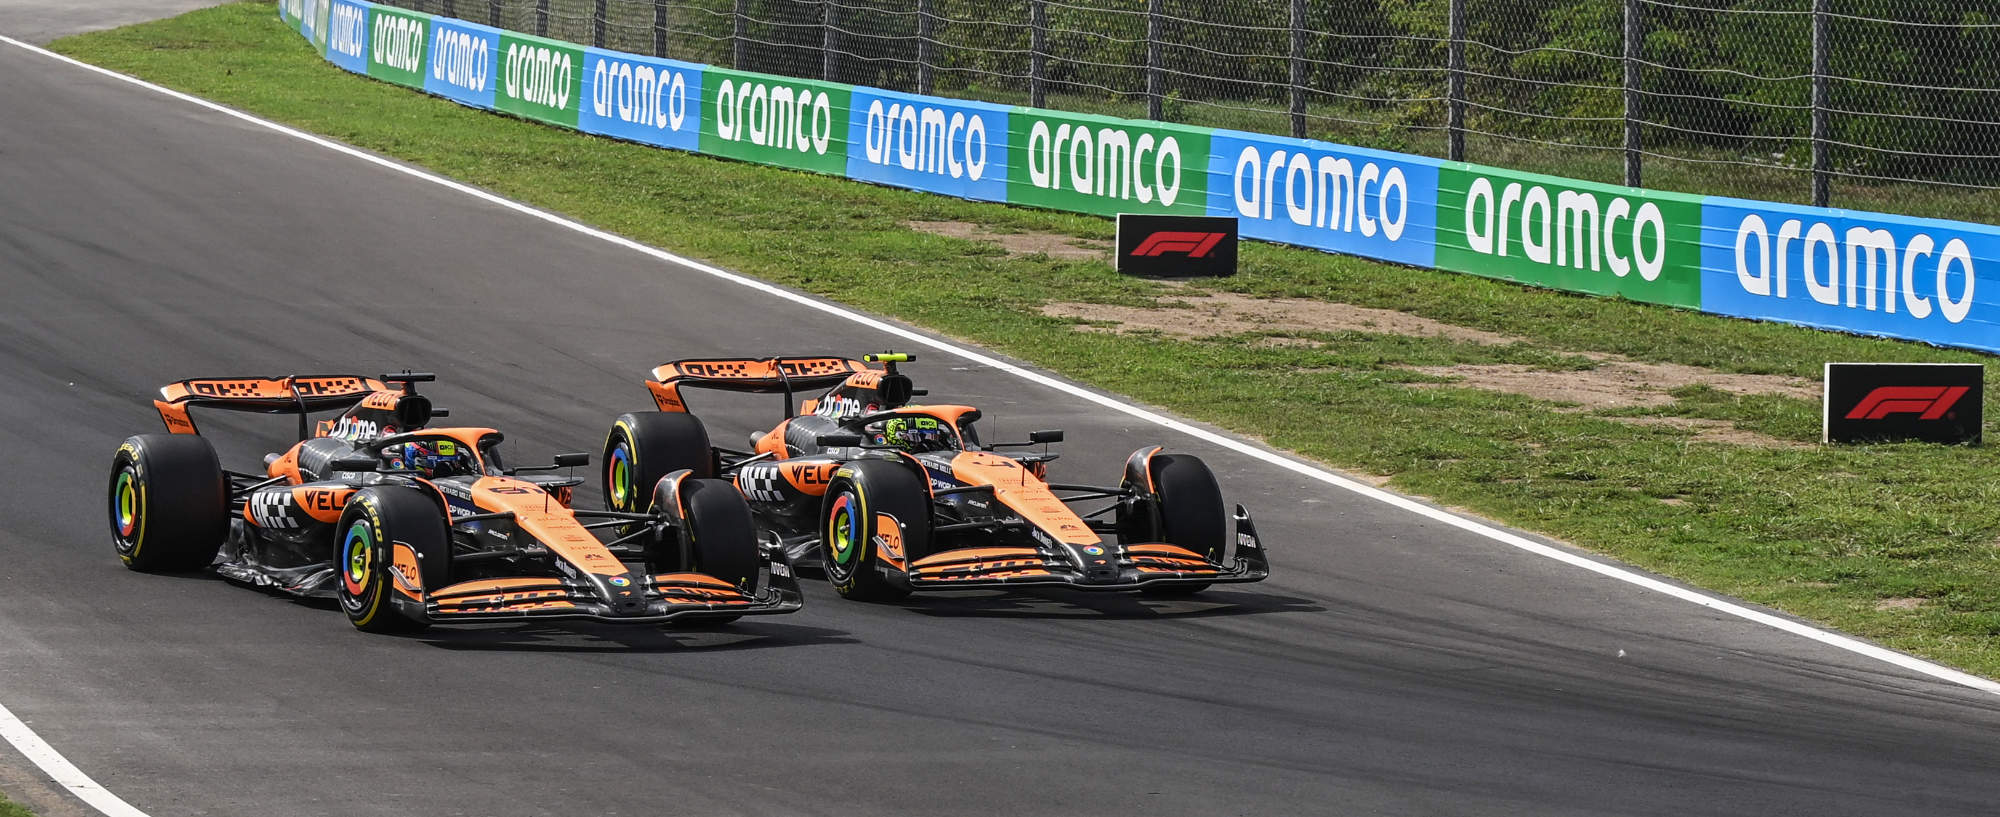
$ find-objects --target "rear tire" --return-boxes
[1125,453,1226,596]
[822,460,930,602]
[603,412,714,517]
[336,488,450,633]
[109,435,228,572]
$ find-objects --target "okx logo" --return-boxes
[1117,215,1237,277]
[1844,386,1969,420]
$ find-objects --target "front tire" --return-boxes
[1122,453,1226,596]
[109,434,228,572]
[822,460,931,602]
[672,479,762,626]
[336,488,450,633]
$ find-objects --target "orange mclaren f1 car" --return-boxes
[600,353,1270,601]
[108,373,801,632]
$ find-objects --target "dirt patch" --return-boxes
[1043,292,1518,346]
[1608,415,1811,449]
[908,220,1107,260]
[1045,291,1822,447]
[1875,597,1927,611]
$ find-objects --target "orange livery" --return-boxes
[601,353,1270,601]
[107,371,802,633]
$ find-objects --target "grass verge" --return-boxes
[52,1,2000,677]
[0,792,33,817]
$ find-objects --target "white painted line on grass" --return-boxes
[0,701,149,817]
[1,35,1994,817]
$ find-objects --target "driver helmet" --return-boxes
[876,416,949,452]
[392,439,470,477]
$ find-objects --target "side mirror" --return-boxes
[330,455,378,472]
[1029,429,1064,444]
[552,452,590,468]
[817,432,864,448]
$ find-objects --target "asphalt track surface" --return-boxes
[2,20,2000,817]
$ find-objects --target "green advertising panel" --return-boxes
[365,5,429,89]
[311,0,332,56]
[1006,109,1210,216]
[496,33,583,128]
[1435,164,1703,308]
[699,68,850,176]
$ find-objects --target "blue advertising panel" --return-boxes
[324,0,371,75]
[846,88,1010,203]
[577,47,702,152]
[1700,197,2000,354]
[423,16,499,110]
[1206,130,1440,268]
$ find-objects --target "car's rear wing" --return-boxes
[154,374,391,437]
[645,356,876,415]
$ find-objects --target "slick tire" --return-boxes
[822,460,930,602]
[336,488,450,634]
[605,413,714,539]
[1132,454,1226,596]
[109,434,228,572]
[676,478,761,626]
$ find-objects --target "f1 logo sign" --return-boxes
[1824,363,1982,444]
[1130,231,1228,258]
[1116,214,1237,277]
[1844,386,1969,420]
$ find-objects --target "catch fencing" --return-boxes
[376,0,2000,221]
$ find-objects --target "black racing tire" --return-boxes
[822,460,931,602]
[335,488,450,633]
[681,479,760,618]
[1136,454,1226,596]
[603,412,714,518]
[109,434,228,572]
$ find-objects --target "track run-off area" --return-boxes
[2,7,2000,816]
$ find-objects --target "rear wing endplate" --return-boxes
[154,375,388,437]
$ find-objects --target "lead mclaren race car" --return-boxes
[107,373,801,632]
[601,353,1270,601]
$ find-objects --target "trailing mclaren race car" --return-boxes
[602,353,1270,601]
[108,373,801,632]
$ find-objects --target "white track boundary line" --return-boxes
[0,701,147,817]
[3,28,1996,816]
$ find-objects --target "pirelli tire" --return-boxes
[109,434,228,572]
[335,487,450,634]
[666,478,762,626]
[821,460,930,602]
[1122,453,1226,596]
[604,412,714,522]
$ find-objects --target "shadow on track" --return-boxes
[407,620,857,653]
[893,588,1322,620]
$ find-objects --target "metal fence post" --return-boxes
[823,0,841,83]
[1030,0,1047,108]
[654,0,668,58]
[593,0,608,48]
[1288,0,1306,139]
[917,0,935,96]
[535,0,549,37]
[487,0,500,28]
[732,0,747,70]
[1447,0,1464,162]
[1146,0,1163,120]
[1812,0,1830,207]
[1622,0,1641,188]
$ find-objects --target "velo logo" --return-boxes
[1844,386,1970,420]
[1131,231,1228,258]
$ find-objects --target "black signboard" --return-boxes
[1823,362,1982,444]
[1115,214,1238,277]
